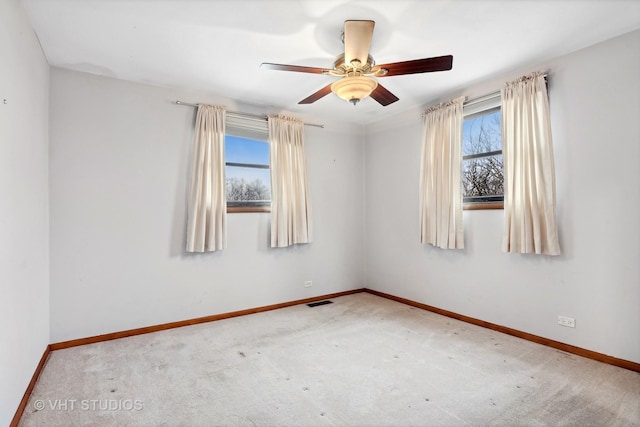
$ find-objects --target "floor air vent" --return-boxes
[307,300,333,308]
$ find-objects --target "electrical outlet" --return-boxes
[304,281,313,288]
[558,315,575,328]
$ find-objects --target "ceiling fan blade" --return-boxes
[374,55,453,77]
[261,63,328,74]
[370,83,399,106]
[298,83,333,104]
[344,20,375,65]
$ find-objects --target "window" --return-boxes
[225,114,271,213]
[462,94,503,210]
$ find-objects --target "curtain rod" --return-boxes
[423,73,549,116]
[175,101,324,129]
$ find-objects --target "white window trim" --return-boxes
[463,91,501,118]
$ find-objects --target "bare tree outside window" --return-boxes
[226,177,270,202]
[462,109,504,206]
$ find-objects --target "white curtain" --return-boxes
[419,97,465,249]
[501,72,560,255]
[186,105,227,252]
[269,115,312,248]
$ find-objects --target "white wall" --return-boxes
[0,0,50,424]
[49,68,365,342]
[364,30,640,363]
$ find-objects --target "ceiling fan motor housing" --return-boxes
[332,53,376,75]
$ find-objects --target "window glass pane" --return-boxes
[225,135,269,165]
[462,110,501,156]
[462,154,504,198]
[225,166,271,202]
[462,108,503,206]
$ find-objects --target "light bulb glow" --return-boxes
[331,76,378,105]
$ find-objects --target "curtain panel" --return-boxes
[501,72,561,255]
[419,96,465,249]
[269,115,313,248]
[186,105,227,253]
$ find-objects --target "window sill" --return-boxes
[227,206,271,213]
[463,201,504,211]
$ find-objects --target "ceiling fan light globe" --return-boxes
[331,76,378,105]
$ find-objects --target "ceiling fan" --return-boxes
[261,20,453,106]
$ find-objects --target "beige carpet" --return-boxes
[20,293,640,426]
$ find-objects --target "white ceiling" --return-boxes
[20,0,640,125]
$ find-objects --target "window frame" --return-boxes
[225,115,271,213]
[462,94,504,211]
